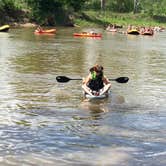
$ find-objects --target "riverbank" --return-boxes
[0,8,37,28]
[1,10,166,28]
[74,11,166,28]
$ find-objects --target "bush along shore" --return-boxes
[0,0,166,28]
[1,11,166,29]
[74,11,166,28]
[0,3,166,28]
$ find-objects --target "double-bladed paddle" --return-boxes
[56,76,129,83]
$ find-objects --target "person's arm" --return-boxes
[100,75,111,95]
[82,73,93,96]
[103,75,111,85]
[82,73,91,84]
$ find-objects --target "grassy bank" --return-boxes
[74,11,166,28]
[1,6,166,28]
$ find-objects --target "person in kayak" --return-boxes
[36,25,43,32]
[82,64,111,96]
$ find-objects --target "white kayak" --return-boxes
[82,83,111,100]
[85,93,108,99]
[83,89,109,100]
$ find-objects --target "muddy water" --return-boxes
[0,27,165,165]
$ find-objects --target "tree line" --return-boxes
[0,0,166,25]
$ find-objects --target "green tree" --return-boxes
[25,0,64,24]
[63,0,87,11]
[141,0,166,16]
[107,0,133,12]
[25,0,87,24]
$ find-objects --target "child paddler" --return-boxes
[82,64,111,96]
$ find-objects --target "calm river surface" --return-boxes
[0,27,165,166]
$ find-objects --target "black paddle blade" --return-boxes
[116,77,129,83]
[56,76,70,83]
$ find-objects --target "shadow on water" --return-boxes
[78,93,126,121]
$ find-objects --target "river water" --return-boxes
[0,27,165,165]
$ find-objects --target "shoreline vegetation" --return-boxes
[1,11,166,28]
[1,11,166,29]
[74,11,166,28]
[0,0,165,28]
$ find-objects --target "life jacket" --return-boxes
[87,71,104,91]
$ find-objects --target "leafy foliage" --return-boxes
[0,0,20,12]
[0,0,165,25]
[24,0,86,24]
[63,0,87,11]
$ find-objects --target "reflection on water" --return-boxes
[0,28,165,165]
